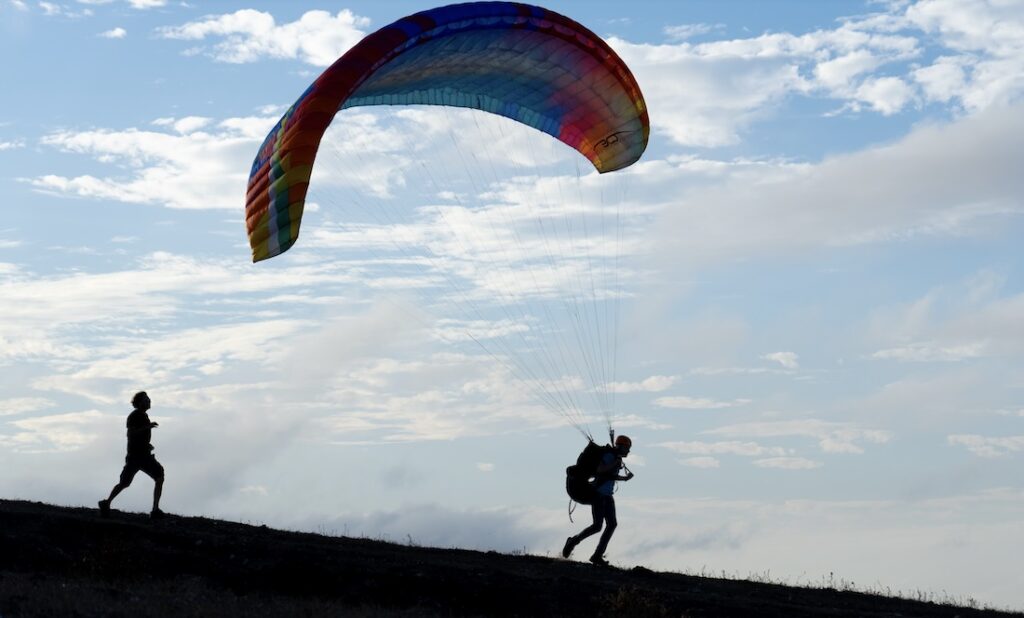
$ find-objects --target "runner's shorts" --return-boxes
[119,452,164,485]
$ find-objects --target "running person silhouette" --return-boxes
[98,391,165,519]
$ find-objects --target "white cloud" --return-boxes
[476,462,494,472]
[815,49,885,91]
[0,397,54,417]
[689,367,772,376]
[762,352,799,369]
[871,341,988,362]
[167,116,211,134]
[157,9,370,66]
[664,23,721,41]
[653,395,750,410]
[753,456,822,469]
[948,434,1024,458]
[150,117,212,135]
[31,115,275,210]
[610,38,810,147]
[608,375,676,393]
[608,12,922,146]
[0,261,552,443]
[913,55,970,103]
[855,75,916,114]
[610,414,673,432]
[680,456,720,468]
[654,103,1024,267]
[0,251,569,443]
[0,251,362,367]
[38,1,92,17]
[0,410,116,452]
[614,0,1024,147]
[658,440,788,457]
[76,0,165,6]
[707,420,892,454]
[866,273,1024,362]
[0,140,24,150]
[904,0,1024,111]
[99,27,126,39]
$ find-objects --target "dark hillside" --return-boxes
[0,499,1018,617]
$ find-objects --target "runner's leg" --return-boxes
[593,497,618,557]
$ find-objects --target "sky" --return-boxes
[2,0,1024,609]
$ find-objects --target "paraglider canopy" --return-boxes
[245,1,649,263]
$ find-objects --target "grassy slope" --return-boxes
[0,499,1019,618]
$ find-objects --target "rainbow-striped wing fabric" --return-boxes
[245,1,649,262]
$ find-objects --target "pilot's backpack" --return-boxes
[565,440,614,505]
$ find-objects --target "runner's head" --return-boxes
[131,391,151,410]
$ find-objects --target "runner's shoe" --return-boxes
[562,536,577,558]
[589,554,610,567]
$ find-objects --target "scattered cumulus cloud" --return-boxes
[608,375,676,393]
[99,27,126,39]
[664,23,722,41]
[38,1,92,17]
[0,397,55,417]
[611,414,673,431]
[0,410,116,452]
[753,456,822,469]
[762,351,799,369]
[690,367,773,376]
[157,9,370,66]
[707,420,892,455]
[611,0,1024,147]
[77,0,167,7]
[653,396,751,410]
[905,0,1024,111]
[948,434,1024,458]
[855,75,917,115]
[871,341,988,362]
[77,0,165,6]
[679,456,720,468]
[30,115,277,210]
[658,440,788,457]
[866,273,1024,363]
[654,103,1024,268]
[157,116,212,134]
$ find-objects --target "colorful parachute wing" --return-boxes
[245,1,649,262]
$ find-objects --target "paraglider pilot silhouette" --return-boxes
[240,0,650,567]
[563,434,634,566]
[99,391,165,519]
